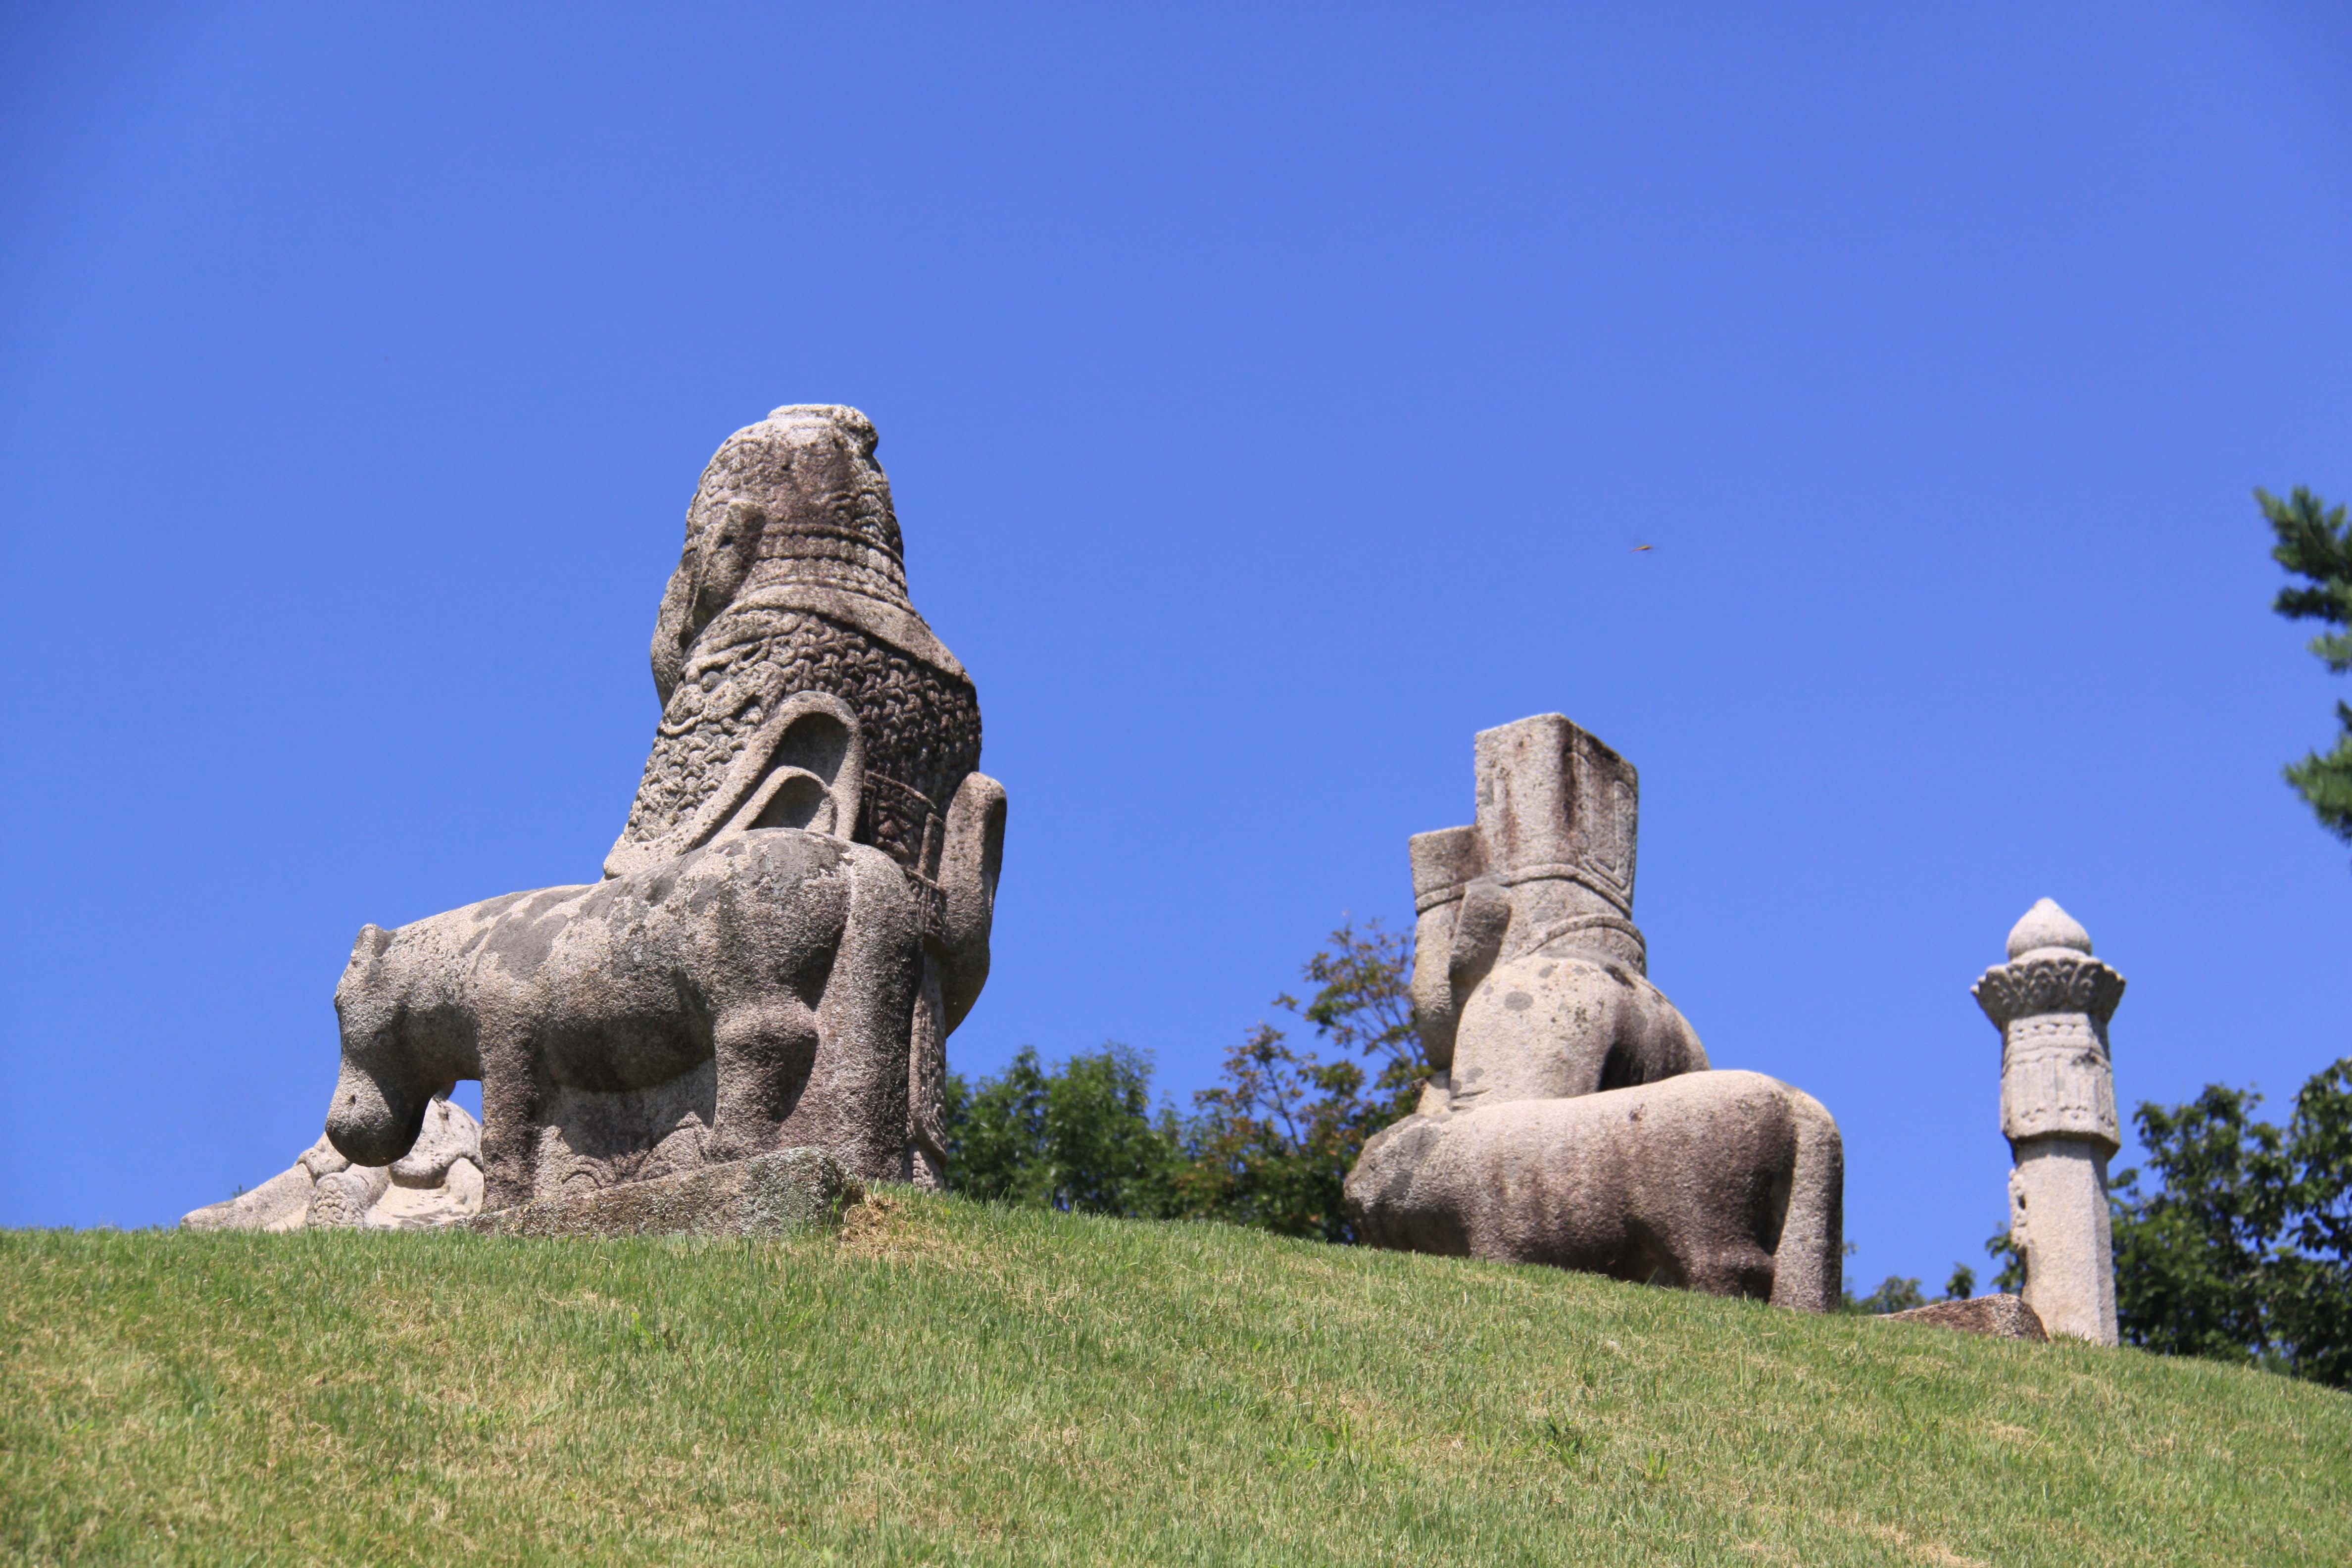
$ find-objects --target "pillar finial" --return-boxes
[2007,897,2092,960]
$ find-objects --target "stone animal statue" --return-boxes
[184,1095,485,1231]
[1344,714,1843,1311]
[325,405,1006,1209]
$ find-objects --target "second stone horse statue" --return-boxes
[325,405,1006,1209]
[1345,714,1843,1311]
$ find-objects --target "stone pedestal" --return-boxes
[1971,899,2124,1345]
[466,1148,856,1239]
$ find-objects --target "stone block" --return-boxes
[465,1148,858,1239]
[1880,1294,2049,1342]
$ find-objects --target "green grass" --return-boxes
[3,1194,2347,1566]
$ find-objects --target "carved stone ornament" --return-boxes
[1996,1011,2120,1147]
[1970,905,2125,1151]
[1973,897,2122,1344]
[1970,953,2126,1032]
[182,1095,486,1231]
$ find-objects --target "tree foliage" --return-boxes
[1839,1260,1976,1316]
[2098,1057,2352,1388]
[2108,1085,2290,1363]
[1164,920,1421,1242]
[941,1043,1179,1218]
[940,920,1423,1242]
[2260,486,2352,849]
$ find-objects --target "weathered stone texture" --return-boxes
[181,1096,486,1231]
[331,830,924,1209]
[467,1147,855,1239]
[1349,1069,1842,1304]
[1971,898,2122,1345]
[609,404,983,891]
[1346,714,1844,1311]
[207,404,1010,1229]
[615,606,981,882]
[1881,1294,2049,1342]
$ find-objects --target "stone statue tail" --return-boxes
[1768,1086,1845,1313]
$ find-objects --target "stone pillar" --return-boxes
[1970,899,2124,1345]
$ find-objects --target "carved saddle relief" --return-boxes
[725,698,862,837]
[605,691,867,878]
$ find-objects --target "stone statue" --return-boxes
[1344,714,1844,1310]
[1972,898,2121,1344]
[183,1095,485,1231]
[320,405,1005,1214]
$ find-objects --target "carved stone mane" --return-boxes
[607,404,983,901]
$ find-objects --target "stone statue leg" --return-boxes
[1629,1073,1839,1309]
[1764,1087,1844,1313]
[706,996,822,1165]
[770,844,923,1182]
[906,957,949,1189]
[477,1023,546,1213]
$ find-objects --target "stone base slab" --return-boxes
[1880,1294,2048,1342]
[466,1148,858,1239]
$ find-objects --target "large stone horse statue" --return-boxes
[326,406,1006,1212]
[1344,715,1842,1310]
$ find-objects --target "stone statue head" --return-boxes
[608,405,983,888]
[651,404,905,704]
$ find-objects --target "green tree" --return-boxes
[939,921,1424,1239]
[2108,1085,2292,1363]
[1293,920,1423,1111]
[2086,1057,2352,1388]
[2269,1058,2352,1388]
[1167,920,1423,1242]
[941,1043,1180,1218]
[1838,1260,1977,1315]
[1164,1022,1378,1241]
[2259,486,2352,849]
[1842,1275,1928,1315]
[1981,1223,2027,1293]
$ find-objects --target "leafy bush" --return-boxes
[941,1043,1180,1218]
[940,920,1421,1240]
[2103,1058,2352,1388]
[1839,1262,1976,1316]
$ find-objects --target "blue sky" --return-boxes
[3,3,2348,1295]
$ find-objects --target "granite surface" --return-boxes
[1881,1294,2050,1342]
[466,1147,858,1238]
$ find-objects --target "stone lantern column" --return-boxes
[1970,899,2124,1344]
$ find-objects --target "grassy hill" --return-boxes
[4,1193,2347,1567]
